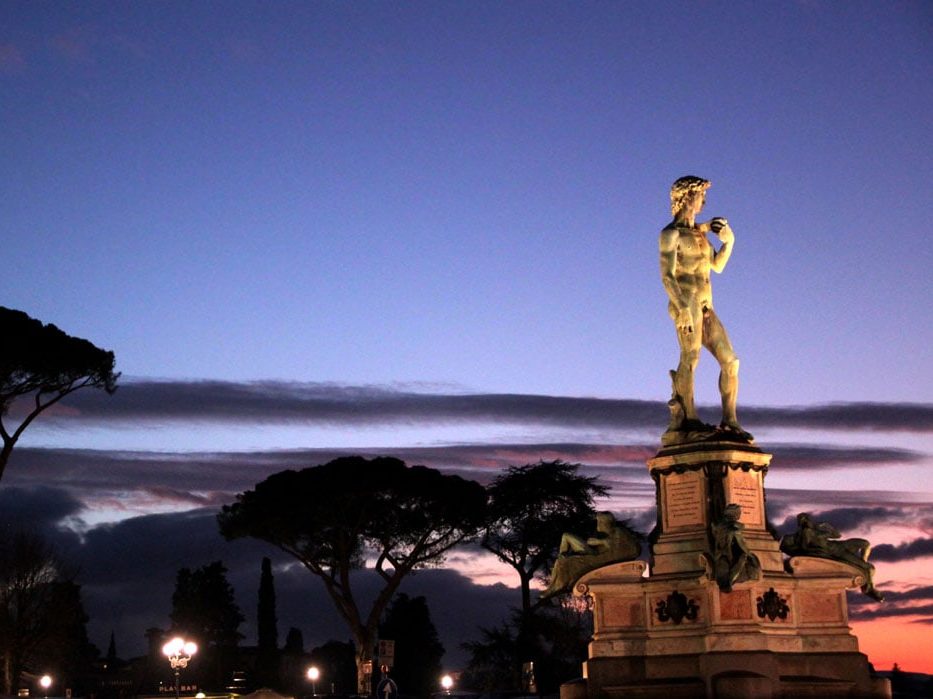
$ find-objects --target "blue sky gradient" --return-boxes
[4,1,931,402]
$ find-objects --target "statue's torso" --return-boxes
[666,225,714,309]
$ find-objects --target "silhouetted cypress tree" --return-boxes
[255,557,279,687]
[106,632,117,663]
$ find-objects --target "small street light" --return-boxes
[163,636,198,699]
[39,675,52,699]
[440,674,453,695]
[307,666,320,697]
[306,666,321,697]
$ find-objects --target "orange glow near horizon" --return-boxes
[852,617,933,675]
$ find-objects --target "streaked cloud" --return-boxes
[768,503,933,541]
[16,380,933,432]
[8,442,921,514]
[872,538,933,563]
[773,507,906,535]
[850,582,933,624]
[764,445,923,470]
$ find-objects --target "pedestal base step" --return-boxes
[565,651,891,699]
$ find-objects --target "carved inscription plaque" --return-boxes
[664,470,705,529]
[718,589,752,621]
[725,468,763,527]
[798,591,844,623]
[601,597,645,629]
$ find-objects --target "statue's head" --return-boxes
[595,511,615,530]
[670,175,711,216]
[724,503,742,521]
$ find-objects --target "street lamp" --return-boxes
[307,666,320,697]
[163,636,198,699]
[39,675,52,699]
[440,674,453,695]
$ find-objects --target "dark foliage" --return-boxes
[170,561,244,691]
[0,529,98,695]
[461,602,591,693]
[378,594,444,698]
[277,627,314,697]
[888,663,933,699]
[482,461,609,611]
[218,456,487,693]
[0,306,118,483]
[309,640,357,697]
[255,557,280,688]
[283,627,304,654]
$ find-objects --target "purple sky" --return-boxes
[2,0,932,675]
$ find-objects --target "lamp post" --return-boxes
[307,666,320,697]
[39,675,52,699]
[162,636,198,699]
[440,675,453,695]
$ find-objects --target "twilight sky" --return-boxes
[2,0,932,677]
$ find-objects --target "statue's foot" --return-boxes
[718,421,754,442]
[662,418,720,446]
[682,417,716,433]
[863,585,885,602]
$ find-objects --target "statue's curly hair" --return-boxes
[670,176,711,216]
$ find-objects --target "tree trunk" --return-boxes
[1,647,18,697]
[0,439,13,484]
[2,649,11,696]
[355,628,375,695]
[520,570,532,613]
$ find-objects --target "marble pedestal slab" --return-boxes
[559,442,890,699]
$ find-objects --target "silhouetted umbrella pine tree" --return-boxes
[217,456,487,694]
[0,306,118,484]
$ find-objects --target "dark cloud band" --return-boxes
[15,380,933,432]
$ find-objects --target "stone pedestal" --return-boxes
[649,443,781,578]
[561,441,890,699]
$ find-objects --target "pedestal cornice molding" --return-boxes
[648,446,772,473]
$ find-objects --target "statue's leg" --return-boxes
[703,310,740,429]
[842,539,871,562]
[559,533,588,555]
[674,317,702,421]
